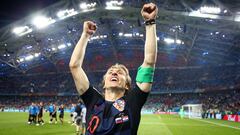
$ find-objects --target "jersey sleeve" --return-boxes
[126,85,149,112]
[80,86,103,110]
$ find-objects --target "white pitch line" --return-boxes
[192,119,240,130]
[157,116,174,135]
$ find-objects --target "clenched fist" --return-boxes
[141,3,158,21]
[83,21,97,36]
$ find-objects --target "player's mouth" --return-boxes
[110,77,118,82]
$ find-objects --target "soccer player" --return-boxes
[75,101,83,135]
[37,102,45,125]
[58,104,64,124]
[51,104,58,124]
[48,103,54,123]
[179,108,184,119]
[28,102,36,124]
[69,3,158,135]
[35,103,40,126]
[69,103,76,124]
[48,103,57,124]
[81,105,87,135]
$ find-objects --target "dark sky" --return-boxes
[0,0,59,28]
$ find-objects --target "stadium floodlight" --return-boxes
[235,15,240,22]
[80,3,88,10]
[105,0,124,10]
[80,2,96,11]
[135,32,140,36]
[119,32,123,36]
[202,52,208,56]
[124,33,133,37]
[57,11,65,18]
[12,26,32,36]
[13,26,27,34]
[164,38,183,45]
[176,39,182,44]
[34,53,40,57]
[57,9,78,19]
[189,10,219,19]
[19,58,24,62]
[133,32,144,37]
[164,38,175,44]
[25,55,34,61]
[26,46,32,49]
[199,6,221,14]
[67,43,72,47]
[32,16,56,29]
[91,36,100,40]
[16,57,25,63]
[58,44,66,49]
[89,35,108,41]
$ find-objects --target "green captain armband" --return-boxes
[136,66,155,83]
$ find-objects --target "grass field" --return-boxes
[0,112,239,135]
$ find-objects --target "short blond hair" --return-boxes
[102,63,132,90]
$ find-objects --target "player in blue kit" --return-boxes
[28,102,36,124]
[69,103,77,124]
[48,103,57,124]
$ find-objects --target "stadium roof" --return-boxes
[0,0,240,75]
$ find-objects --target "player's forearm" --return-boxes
[69,33,90,68]
[143,24,157,66]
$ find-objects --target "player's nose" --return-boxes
[111,72,118,76]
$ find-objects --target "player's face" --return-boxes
[104,67,128,90]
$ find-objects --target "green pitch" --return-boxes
[0,112,239,135]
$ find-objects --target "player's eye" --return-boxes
[117,71,123,75]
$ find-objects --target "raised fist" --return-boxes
[141,3,158,21]
[83,21,97,36]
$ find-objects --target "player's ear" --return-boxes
[125,82,129,90]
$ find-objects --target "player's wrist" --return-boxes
[82,32,91,38]
[144,19,156,26]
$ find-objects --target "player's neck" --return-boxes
[104,87,125,102]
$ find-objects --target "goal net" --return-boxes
[181,104,202,119]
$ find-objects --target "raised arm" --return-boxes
[136,3,158,92]
[69,21,96,95]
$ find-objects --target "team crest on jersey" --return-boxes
[113,99,125,111]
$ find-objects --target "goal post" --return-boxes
[181,104,203,119]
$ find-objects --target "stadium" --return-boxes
[0,0,239,135]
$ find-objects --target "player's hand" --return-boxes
[141,3,158,20]
[83,21,97,36]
